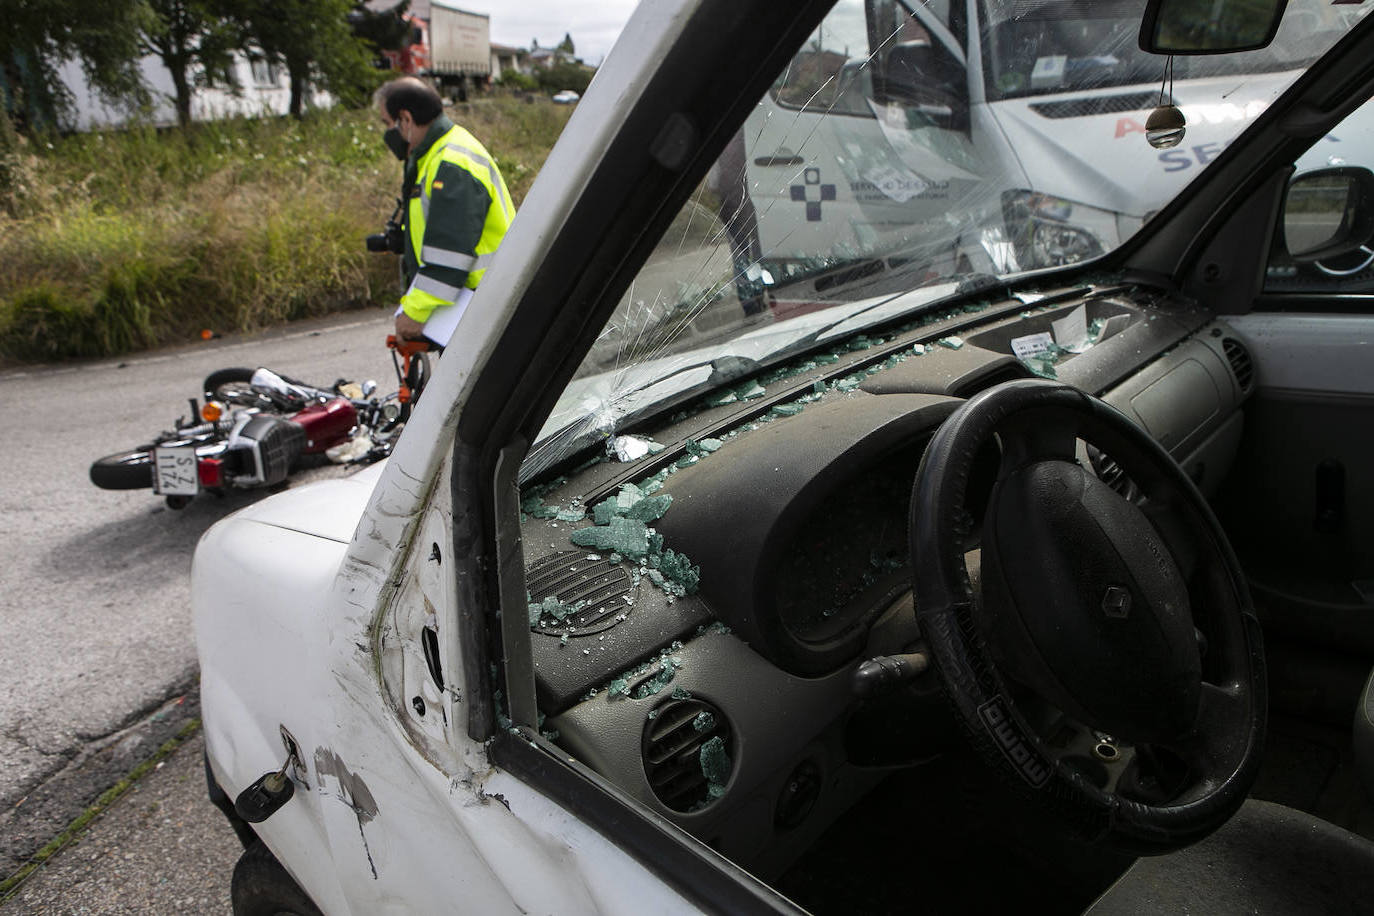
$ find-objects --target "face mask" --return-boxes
[382,126,409,161]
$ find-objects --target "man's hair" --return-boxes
[375,77,444,125]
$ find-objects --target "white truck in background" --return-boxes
[426,1,491,99]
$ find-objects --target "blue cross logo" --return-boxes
[790,168,836,222]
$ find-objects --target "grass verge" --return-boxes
[0,718,203,900]
[0,95,571,364]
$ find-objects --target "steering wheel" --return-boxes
[909,379,1266,853]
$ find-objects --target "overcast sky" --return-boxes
[465,1,641,66]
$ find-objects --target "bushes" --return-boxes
[536,62,592,95]
[497,68,537,91]
[0,98,569,362]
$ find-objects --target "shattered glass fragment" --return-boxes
[675,454,699,469]
[570,517,651,559]
[683,437,721,458]
[520,495,559,519]
[616,482,645,510]
[735,380,766,400]
[631,664,678,699]
[638,467,673,494]
[770,403,803,417]
[608,434,664,462]
[555,507,586,522]
[699,736,731,797]
[625,493,673,522]
[835,375,864,391]
[671,687,693,700]
[938,336,964,349]
[843,335,875,352]
[693,711,716,733]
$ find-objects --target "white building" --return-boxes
[58,52,330,130]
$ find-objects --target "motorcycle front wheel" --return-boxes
[202,368,257,404]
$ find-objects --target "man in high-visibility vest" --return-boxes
[375,77,514,346]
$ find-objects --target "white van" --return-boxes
[726,0,1367,297]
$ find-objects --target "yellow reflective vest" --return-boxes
[400,116,514,323]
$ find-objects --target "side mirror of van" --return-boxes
[1139,0,1289,54]
[873,39,968,131]
[1281,167,1374,262]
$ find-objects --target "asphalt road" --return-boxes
[0,309,399,883]
[0,731,242,914]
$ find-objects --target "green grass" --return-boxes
[0,95,572,363]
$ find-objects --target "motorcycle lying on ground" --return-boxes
[89,336,434,509]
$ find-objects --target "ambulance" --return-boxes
[729,0,1371,298]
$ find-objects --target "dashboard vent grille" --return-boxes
[643,699,733,812]
[1221,338,1254,393]
[526,550,633,637]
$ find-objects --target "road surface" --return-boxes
[0,310,398,878]
[0,730,241,913]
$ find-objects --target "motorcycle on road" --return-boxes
[89,336,433,508]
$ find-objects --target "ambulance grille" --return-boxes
[526,551,633,636]
[1030,92,1168,119]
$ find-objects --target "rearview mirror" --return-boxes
[1282,167,1374,262]
[1139,0,1290,54]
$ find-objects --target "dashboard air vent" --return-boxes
[526,550,633,637]
[643,698,733,812]
[1221,338,1254,393]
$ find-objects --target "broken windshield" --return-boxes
[522,0,1367,482]
[980,0,1358,100]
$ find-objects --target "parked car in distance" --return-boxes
[196,0,1374,913]
[552,89,580,104]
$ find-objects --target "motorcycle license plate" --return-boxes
[153,445,199,496]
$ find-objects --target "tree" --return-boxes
[1,0,147,132]
[535,61,591,95]
[557,32,575,56]
[348,0,413,67]
[139,0,245,128]
[497,68,536,92]
[243,0,379,118]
